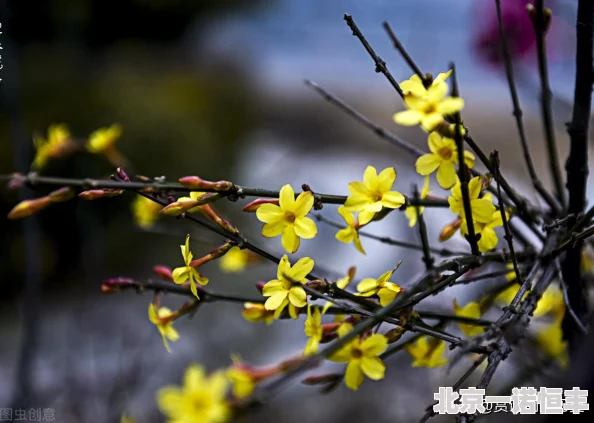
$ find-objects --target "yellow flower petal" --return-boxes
[381,191,405,209]
[363,166,379,189]
[279,184,295,211]
[376,167,396,193]
[256,204,284,223]
[421,113,445,132]
[288,286,307,308]
[436,161,458,189]
[281,226,300,253]
[393,109,423,126]
[360,334,388,356]
[294,191,314,217]
[416,154,441,176]
[265,291,288,310]
[344,360,364,391]
[294,216,317,239]
[289,257,314,281]
[360,356,385,380]
[358,210,375,225]
[262,220,285,237]
[437,97,465,115]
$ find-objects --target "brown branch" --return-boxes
[560,0,593,354]
[494,0,562,215]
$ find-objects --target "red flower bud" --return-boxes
[153,265,174,281]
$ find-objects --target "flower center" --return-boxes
[189,393,211,414]
[438,146,453,160]
[372,192,383,202]
[424,103,437,114]
[351,347,363,359]
[284,212,296,224]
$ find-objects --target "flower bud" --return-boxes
[101,277,136,293]
[78,189,123,200]
[7,173,25,190]
[526,4,552,33]
[385,327,406,343]
[479,174,492,191]
[439,218,462,242]
[242,198,280,212]
[160,199,200,216]
[153,265,174,281]
[255,282,266,294]
[116,167,130,182]
[49,186,75,203]
[301,373,343,386]
[7,197,52,219]
[179,176,234,192]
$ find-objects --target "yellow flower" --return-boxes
[241,302,275,325]
[335,206,365,254]
[32,124,73,169]
[256,184,317,254]
[536,320,568,369]
[87,124,122,153]
[120,415,135,423]
[304,305,323,356]
[226,358,256,399]
[405,176,431,227]
[148,304,180,353]
[176,191,207,213]
[172,235,209,298]
[415,133,475,189]
[581,247,594,276]
[494,283,526,307]
[533,285,565,320]
[322,267,356,314]
[329,330,388,391]
[505,263,517,282]
[157,364,230,423]
[459,194,508,252]
[344,166,405,225]
[393,71,465,131]
[262,255,314,320]
[219,247,249,273]
[448,177,496,224]
[132,195,162,228]
[357,267,403,306]
[405,336,448,368]
[453,299,483,337]
[495,284,564,319]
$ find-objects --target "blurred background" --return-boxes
[0,0,588,422]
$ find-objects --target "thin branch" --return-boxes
[492,151,523,287]
[414,185,434,269]
[102,277,266,304]
[382,22,424,81]
[554,259,588,335]
[560,0,593,353]
[313,213,469,256]
[532,0,566,207]
[303,79,425,157]
[494,0,561,215]
[450,62,479,255]
[343,14,403,97]
[1,172,448,209]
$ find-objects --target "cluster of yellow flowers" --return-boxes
[32,123,124,171]
[392,71,508,252]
